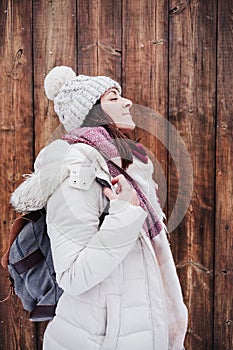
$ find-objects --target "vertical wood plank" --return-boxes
[0,0,36,349]
[77,0,98,75]
[32,1,76,348]
[168,0,217,348]
[98,0,122,82]
[78,0,122,82]
[122,0,168,110]
[33,0,77,155]
[122,0,168,199]
[215,0,233,348]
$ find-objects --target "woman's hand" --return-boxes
[103,174,139,206]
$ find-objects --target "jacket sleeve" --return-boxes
[46,145,147,296]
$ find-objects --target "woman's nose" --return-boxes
[121,97,132,108]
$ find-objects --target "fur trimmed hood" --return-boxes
[10,140,110,213]
[11,140,70,213]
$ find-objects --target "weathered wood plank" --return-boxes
[33,0,77,155]
[32,1,76,348]
[122,0,168,109]
[77,0,98,75]
[98,0,122,82]
[78,0,122,82]
[168,0,217,348]
[215,0,233,348]
[0,0,36,349]
[122,0,168,201]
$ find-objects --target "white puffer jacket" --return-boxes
[11,139,188,350]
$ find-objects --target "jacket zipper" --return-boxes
[139,237,155,349]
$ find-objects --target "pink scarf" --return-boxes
[63,126,163,239]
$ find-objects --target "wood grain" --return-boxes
[33,0,77,155]
[98,0,122,82]
[168,0,217,348]
[215,0,233,348]
[0,0,36,349]
[78,0,122,82]
[77,0,98,75]
[122,0,168,207]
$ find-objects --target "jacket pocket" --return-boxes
[100,295,121,350]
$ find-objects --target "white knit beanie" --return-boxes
[44,66,122,132]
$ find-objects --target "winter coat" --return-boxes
[11,139,188,350]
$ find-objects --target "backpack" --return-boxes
[1,177,110,322]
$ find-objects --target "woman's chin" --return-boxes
[117,122,136,132]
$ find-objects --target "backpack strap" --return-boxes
[29,304,57,321]
[96,177,111,228]
[12,248,45,274]
[0,275,15,302]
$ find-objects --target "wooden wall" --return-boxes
[0,0,232,349]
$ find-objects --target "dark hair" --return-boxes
[81,102,133,170]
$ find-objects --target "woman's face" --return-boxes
[100,88,135,131]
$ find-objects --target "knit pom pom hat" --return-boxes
[44,66,122,132]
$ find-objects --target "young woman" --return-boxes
[11,66,187,350]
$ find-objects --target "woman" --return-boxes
[11,66,187,349]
